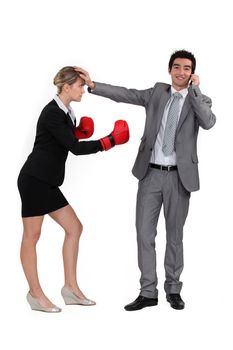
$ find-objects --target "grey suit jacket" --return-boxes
[90,82,216,192]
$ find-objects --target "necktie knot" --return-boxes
[173,92,182,99]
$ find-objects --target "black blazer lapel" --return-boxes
[51,99,75,130]
[66,112,76,129]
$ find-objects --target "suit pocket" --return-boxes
[139,135,146,152]
[192,154,199,163]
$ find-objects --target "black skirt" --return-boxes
[17,172,69,217]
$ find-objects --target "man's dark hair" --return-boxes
[168,50,196,73]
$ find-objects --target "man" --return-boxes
[77,50,216,310]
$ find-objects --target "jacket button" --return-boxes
[150,148,153,151]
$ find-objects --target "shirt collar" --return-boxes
[53,95,76,124]
[171,86,188,99]
[53,94,69,114]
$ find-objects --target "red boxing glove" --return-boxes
[100,120,129,151]
[74,117,94,139]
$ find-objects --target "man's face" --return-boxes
[169,58,193,90]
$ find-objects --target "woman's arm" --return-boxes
[43,107,102,155]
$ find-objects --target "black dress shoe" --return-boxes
[124,295,158,311]
[166,294,185,310]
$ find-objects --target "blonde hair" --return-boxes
[53,66,81,94]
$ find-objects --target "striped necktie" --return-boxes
[162,92,182,156]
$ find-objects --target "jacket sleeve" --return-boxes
[43,108,102,155]
[89,82,154,107]
[188,85,216,130]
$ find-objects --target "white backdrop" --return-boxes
[0,0,232,349]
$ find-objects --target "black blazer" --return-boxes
[20,100,102,186]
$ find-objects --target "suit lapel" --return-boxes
[52,99,75,130]
[66,112,75,129]
[152,85,171,135]
[176,95,191,134]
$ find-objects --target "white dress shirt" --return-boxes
[53,95,76,125]
[150,87,188,166]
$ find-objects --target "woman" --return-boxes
[18,66,129,312]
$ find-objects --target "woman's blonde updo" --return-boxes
[53,66,81,94]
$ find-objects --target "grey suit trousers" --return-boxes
[136,166,190,298]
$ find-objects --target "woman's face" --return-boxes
[67,77,85,102]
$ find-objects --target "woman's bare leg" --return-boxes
[49,205,88,299]
[20,216,56,307]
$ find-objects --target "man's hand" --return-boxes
[190,74,200,86]
[74,67,95,90]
